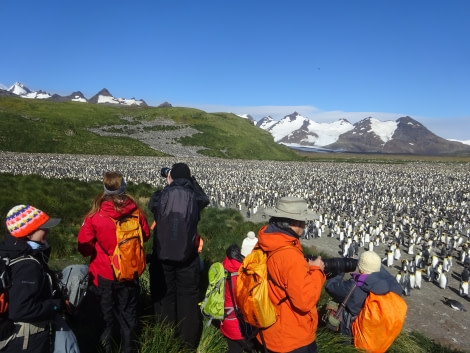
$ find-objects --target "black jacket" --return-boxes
[0,234,62,323]
[148,177,209,262]
[148,177,209,215]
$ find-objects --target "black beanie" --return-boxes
[171,163,191,180]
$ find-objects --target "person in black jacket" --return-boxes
[0,204,71,353]
[148,163,209,350]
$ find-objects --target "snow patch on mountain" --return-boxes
[308,119,354,146]
[369,118,397,143]
[268,113,307,142]
[96,95,144,106]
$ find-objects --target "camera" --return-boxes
[305,255,358,279]
[160,167,171,178]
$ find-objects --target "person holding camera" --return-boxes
[256,196,326,353]
[147,162,209,350]
[325,250,403,339]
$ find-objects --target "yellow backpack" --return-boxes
[352,291,407,353]
[235,246,292,328]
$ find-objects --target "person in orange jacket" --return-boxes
[256,197,325,353]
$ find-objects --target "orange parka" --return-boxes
[257,224,326,352]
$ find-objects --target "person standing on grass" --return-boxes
[78,171,150,353]
[256,197,326,353]
[220,244,254,353]
[0,204,77,353]
[148,163,209,350]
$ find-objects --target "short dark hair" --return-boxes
[269,217,301,238]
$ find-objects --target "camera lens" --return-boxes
[160,167,170,178]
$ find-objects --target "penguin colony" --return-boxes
[1,151,470,347]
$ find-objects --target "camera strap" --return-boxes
[334,282,357,319]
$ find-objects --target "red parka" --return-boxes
[220,256,243,341]
[257,224,326,352]
[77,199,150,286]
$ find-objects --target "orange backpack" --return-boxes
[109,209,146,281]
[352,291,407,353]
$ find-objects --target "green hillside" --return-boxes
[0,96,301,160]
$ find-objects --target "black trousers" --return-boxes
[95,276,140,353]
[150,255,202,350]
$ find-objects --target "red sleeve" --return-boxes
[77,217,96,257]
[139,212,151,242]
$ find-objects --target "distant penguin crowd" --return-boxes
[2,151,470,309]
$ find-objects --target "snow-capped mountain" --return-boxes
[5,82,147,106]
[256,112,354,147]
[88,88,146,106]
[254,113,470,156]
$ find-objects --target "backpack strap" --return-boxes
[9,255,41,268]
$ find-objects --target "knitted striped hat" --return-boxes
[6,205,61,238]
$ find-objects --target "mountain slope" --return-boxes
[259,112,354,147]
[255,112,470,156]
[0,96,300,160]
[323,116,470,155]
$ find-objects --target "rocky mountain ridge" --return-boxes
[2,82,148,107]
[254,112,470,155]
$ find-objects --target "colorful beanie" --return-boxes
[6,205,61,238]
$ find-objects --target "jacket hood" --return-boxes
[99,199,137,219]
[0,233,34,259]
[362,267,403,296]
[223,257,242,272]
[257,224,301,253]
[171,178,194,190]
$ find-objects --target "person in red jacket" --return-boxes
[77,171,150,353]
[220,244,253,353]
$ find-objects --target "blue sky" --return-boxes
[1,0,469,140]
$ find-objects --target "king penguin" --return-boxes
[444,297,467,312]
[409,272,416,289]
[415,269,423,289]
[460,281,469,297]
[438,271,448,289]
[402,271,411,296]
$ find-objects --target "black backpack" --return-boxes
[0,255,40,343]
[155,185,200,262]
